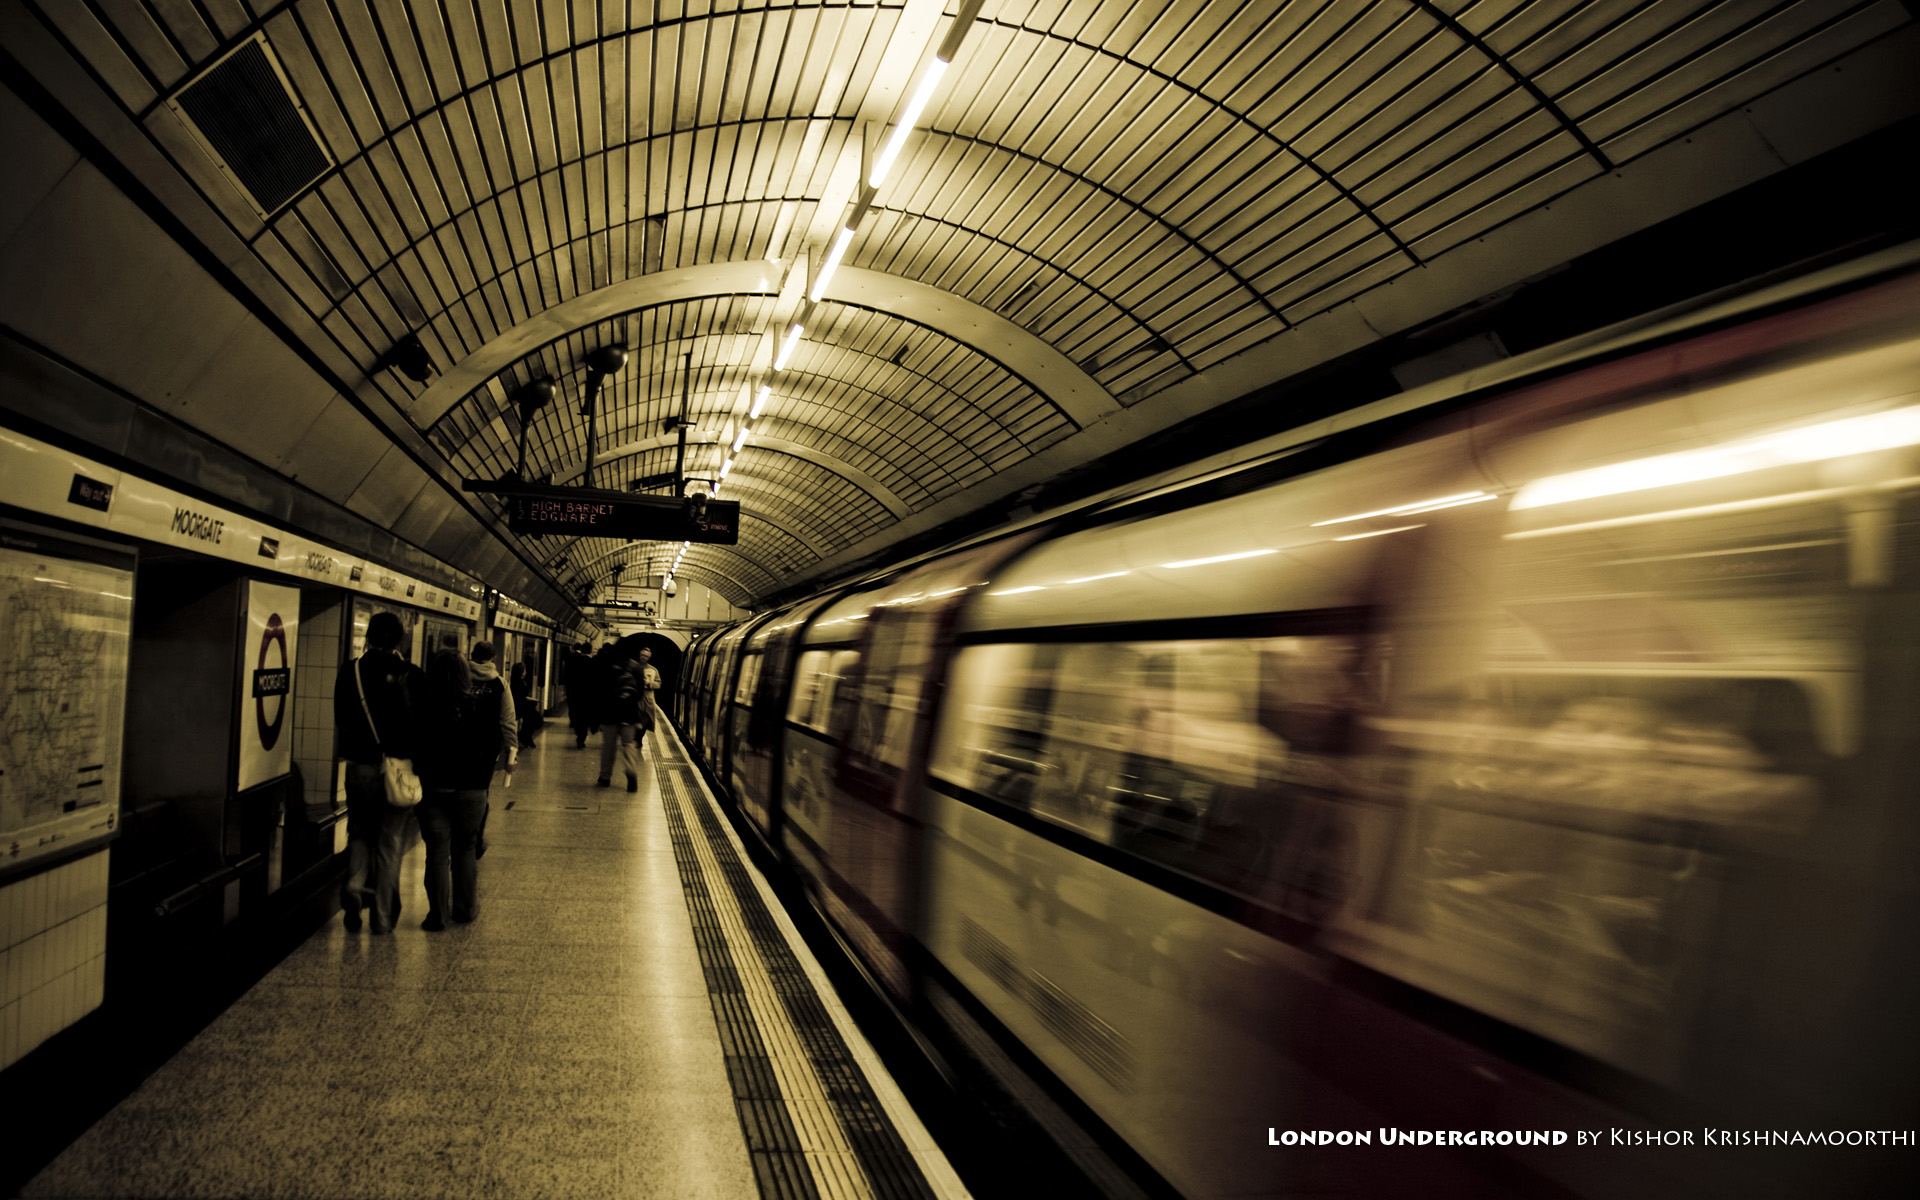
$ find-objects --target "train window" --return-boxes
[788,651,828,725]
[823,649,862,739]
[845,615,933,772]
[1333,491,1854,1079]
[1353,672,1826,1079]
[788,648,859,733]
[936,631,1373,904]
[734,652,762,705]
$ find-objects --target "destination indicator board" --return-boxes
[479,482,739,544]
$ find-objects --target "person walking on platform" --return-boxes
[636,646,661,736]
[468,640,516,861]
[596,647,655,792]
[467,640,518,770]
[510,661,541,750]
[563,644,595,747]
[413,650,503,930]
[333,612,425,934]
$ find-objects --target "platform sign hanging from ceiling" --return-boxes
[487,483,739,544]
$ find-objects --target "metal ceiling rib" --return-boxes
[22,0,1913,612]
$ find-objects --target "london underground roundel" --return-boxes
[253,613,292,750]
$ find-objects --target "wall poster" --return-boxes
[238,580,300,792]
[0,523,133,873]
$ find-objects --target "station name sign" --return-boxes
[468,481,738,544]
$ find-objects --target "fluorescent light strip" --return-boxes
[775,323,804,370]
[750,386,771,419]
[1063,571,1130,584]
[1312,491,1490,527]
[810,225,856,302]
[1162,549,1276,569]
[1513,405,1920,510]
[1334,523,1424,542]
[868,57,949,188]
[718,457,733,480]
[988,585,1044,596]
[732,427,748,453]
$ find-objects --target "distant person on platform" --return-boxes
[510,661,542,750]
[638,646,661,720]
[414,650,503,930]
[597,646,657,792]
[467,641,518,774]
[333,612,426,934]
[563,644,595,747]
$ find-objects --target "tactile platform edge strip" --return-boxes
[655,746,938,1200]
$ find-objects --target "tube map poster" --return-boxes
[0,534,131,872]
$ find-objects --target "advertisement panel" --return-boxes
[239,581,300,792]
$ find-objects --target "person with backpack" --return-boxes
[468,640,518,772]
[596,647,655,793]
[413,649,504,929]
[332,611,426,934]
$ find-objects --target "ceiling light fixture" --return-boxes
[732,427,749,453]
[810,225,857,302]
[869,58,948,188]
[750,386,771,419]
[775,323,804,370]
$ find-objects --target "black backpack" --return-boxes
[452,687,503,774]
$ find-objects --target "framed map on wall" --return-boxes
[0,522,133,877]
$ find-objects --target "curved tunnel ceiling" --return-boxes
[14,0,1918,617]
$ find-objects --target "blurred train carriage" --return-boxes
[678,247,1920,1200]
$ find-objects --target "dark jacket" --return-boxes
[580,650,617,727]
[335,651,425,765]
[414,686,505,792]
[469,660,517,756]
[609,661,641,725]
[608,660,655,728]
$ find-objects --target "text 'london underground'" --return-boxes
[1266,1129,1915,1147]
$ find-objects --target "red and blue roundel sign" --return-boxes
[252,613,292,749]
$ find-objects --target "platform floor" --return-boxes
[20,720,965,1200]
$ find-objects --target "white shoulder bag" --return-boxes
[353,655,423,808]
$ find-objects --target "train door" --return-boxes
[702,626,749,762]
[727,597,837,843]
[823,536,1038,998]
[680,634,712,734]
[781,591,875,929]
[725,612,781,833]
[720,611,781,814]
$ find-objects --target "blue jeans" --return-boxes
[342,762,410,932]
[419,788,488,923]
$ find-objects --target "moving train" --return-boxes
[673,244,1920,1200]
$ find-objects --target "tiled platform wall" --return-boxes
[292,596,344,821]
[0,849,108,1070]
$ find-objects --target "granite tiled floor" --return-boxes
[20,730,762,1199]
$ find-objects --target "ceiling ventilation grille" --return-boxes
[168,34,332,218]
